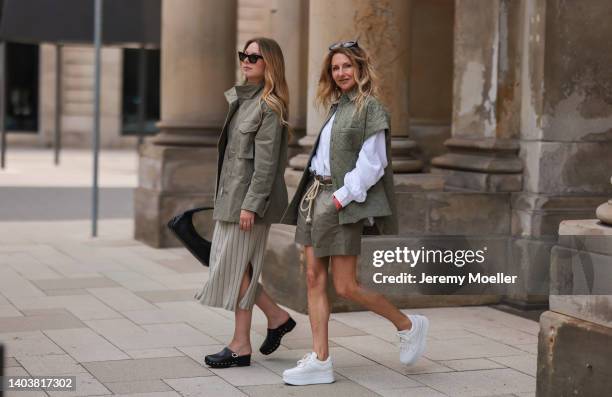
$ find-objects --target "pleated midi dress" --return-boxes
[195,221,270,311]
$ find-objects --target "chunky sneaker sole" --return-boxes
[412,315,429,363]
[283,371,335,386]
[399,315,430,365]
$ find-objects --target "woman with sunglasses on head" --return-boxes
[281,40,429,385]
[195,38,296,369]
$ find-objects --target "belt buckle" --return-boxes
[311,172,332,185]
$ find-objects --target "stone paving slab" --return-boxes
[0,304,23,318]
[438,358,506,371]
[1,330,65,357]
[112,393,180,397]
[209,362,283,387]
[47,372,110,397]
[0,267,47,298]
[488,355,537,377]
[123,347,184,359]
[379,357,453,376]
[9,295,122,321]
[43,328,130,362]
[156,257,205,274]
[335,364,422,391]
[0,310,86,333]
[410,368,536,397]
[82,357,212,383]
[84,319,218,350]
[239,378,379,397]
[86,288,157,312]
[103,380,172,395]
[17,354,88,376]
[44,289,91,297]
[423,336,526,361]
[376,386,448,397]
[164,376,246,397]
[32,278,119,291]
[0,194,539,397]
[133,289,197,303]
[4,357,21,367]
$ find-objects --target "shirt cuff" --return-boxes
[333,186,352,207]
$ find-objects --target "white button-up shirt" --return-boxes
[309,112,388,207]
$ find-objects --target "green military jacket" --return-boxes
[213,83,288,224]
[281,90,398,234]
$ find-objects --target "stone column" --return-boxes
[289,0,422,180]
[134,0,237,247]
[268,0,309,162]
[506,0,612,307]
[408,0,454,167]
[431,0,523,192]
[596,177,612,225]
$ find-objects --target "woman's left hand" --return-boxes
[239,209,256,231]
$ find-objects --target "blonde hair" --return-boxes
[315,45,380,114]
[243,38,290,127]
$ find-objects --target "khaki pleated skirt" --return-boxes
[195,221,271,311]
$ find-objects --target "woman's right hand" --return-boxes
[239,209,256,231]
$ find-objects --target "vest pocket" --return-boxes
[334,127,362,151]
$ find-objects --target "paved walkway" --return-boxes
[0,150,538,397]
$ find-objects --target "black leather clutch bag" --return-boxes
[167,207,214,267]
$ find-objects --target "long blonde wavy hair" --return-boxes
[243,37,290,127]
[315,44,380,114]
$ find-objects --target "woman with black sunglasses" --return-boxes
[195,38,296,368]
[281,40,430,385]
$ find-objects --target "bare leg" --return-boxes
[331,255,411,331]
[304,246,331,360]
[255,288,290,329]
[227,265,254,355]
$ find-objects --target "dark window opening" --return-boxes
[121,48,160,135]
[5,42,39,132]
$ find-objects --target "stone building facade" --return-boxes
[5,44,144,149]
[133,1,611,394]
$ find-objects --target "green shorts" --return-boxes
[295,178,363,258]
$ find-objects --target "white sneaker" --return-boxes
[282,352,335,385]
[398,314,429,365]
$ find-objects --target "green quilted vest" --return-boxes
[282,90,398,235]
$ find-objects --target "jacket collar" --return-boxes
[224,82,264,104]
[332,87,358,106]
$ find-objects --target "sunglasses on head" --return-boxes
[238,51,264,64]
[328,40,359,51]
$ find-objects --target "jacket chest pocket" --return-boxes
[334,127,362,151]
[237,120,259,159]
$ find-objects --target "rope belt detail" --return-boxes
[300,174,333,224]
[299,178,321,224]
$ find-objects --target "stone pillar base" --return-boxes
[537,311,612,397]
[391,137,424,173]
[432,168,522,192]
[134,144,217,248]
[503,237,556,308]
[431,138,522,192]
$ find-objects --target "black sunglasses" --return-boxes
[328,40,359,51]
[238,51,264,64]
